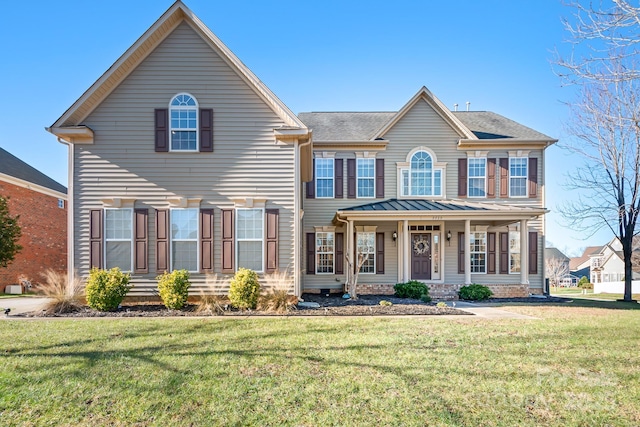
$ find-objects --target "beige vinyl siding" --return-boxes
[73,22,296,295]
[302,98,546,292]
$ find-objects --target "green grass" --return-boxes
[1,305,639,426]
[0,293,36,299]
[552,287,640,301]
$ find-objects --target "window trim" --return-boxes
[104,208,133,272]
[356,231,376,274]
[315,158,335,199]
[398,148,445,198]
[356,158,375,199]
[235,207,265,273]
[468,157,487,198]
[315,231,335,274]
[508,157,528,198]
[169,92,199,152]
[470,231,487,274]
[170,207,199,273]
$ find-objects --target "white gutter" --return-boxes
[294,136,312,297]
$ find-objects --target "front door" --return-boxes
[411,233,431,280]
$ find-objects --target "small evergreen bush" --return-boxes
[394,280,430,300]
[85,267,132,311]
[458,284,493,301]
[229,268,261,310]
[157,270,191,309]
[577,276,593,290]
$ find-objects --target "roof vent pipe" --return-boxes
[453,103,458,111]
[466,101,470,111]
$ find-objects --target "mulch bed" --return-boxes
[19,294,472,318]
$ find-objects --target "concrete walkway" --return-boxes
[0,297,50,316]
[446,301,538,319]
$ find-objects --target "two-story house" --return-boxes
[48,1,555,299]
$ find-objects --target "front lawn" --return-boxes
[1,303,639,426]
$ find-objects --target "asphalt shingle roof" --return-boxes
[0,147,67,194]
[298,111,554,142]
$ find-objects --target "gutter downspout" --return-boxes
[57,137,74,296]
[295,136,312,297]
[335,215,350,293]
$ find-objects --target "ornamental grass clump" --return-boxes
[258,270,297,313]
[229,268,260,310]
[196,274,229,315]
[157,270,191,309]
[37,269,85,314]
[85,267,132,311]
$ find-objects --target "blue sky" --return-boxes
[0,0,610,256]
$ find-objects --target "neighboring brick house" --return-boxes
[48,1,556,299]
[0,147,67,291]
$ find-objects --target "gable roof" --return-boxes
[569,246,603,271]
[48,1,306,141]
[545,247,570,262]
[0,147,67,195]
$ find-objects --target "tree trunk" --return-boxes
[622,236,634,301]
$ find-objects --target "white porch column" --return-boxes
[520,219,529,285]
[403,219,410,282]
[464,219,471,285]
[397,220,403,283]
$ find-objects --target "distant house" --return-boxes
[544,247,574,286]
[589,237,640,284]
[0,147,67,291]
[569,246,602,282]
[47,1,557,299]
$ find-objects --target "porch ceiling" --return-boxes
[333,198,548,222]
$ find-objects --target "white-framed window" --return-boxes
[315,158,334,198]
[400,150,443,197]
[357,158,375,198]
[509,231,521,273]
[236,208,264,272]
[356,232,375,274]
[170,93,198,151]
[509,158,528,197]
[105,208,133,271]
[468,158,486,197]
[58,199,65,209]
[171,208,198,271]
[470,232,487,273]
[315,232,335,274]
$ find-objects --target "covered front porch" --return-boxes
[334,199,547,296]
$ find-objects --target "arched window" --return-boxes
[170,93,198,151]
[405,150,442,196]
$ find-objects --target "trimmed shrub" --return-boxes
[458,284,493,301]
[85,267,132,311]
[577,276,593,290]
[420,293,432,303]
[157,270,191,309]
[394,280,430,300]
[229,268,261,310]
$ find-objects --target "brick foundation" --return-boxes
[355,283,530,299]
[0,181,67,290]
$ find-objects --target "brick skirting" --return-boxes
[356,283,531,299]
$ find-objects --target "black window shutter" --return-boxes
[266,209,279,273]
[529,231,538,274]
[528,158,538,198]
[499,232,509,274]
[200,209,214,273]
[155,209,169,272]
[306,159,315,199]
[154,109,169,152]
[458,159,467,197]
[335,233,344,275]
[89,209,103,269]
[306,233,316,275]
[347,159,356,198]
[376,158,385,198]
[221,209,235,274]
[487,232,496,274]
[376,232,385,274]
[335,159,343,199]
[134,209,149,274]
[199,109,213,152]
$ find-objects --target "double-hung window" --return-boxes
[357,158,375,198]
[356,232,375,274]
[315,158,334,198]
[468,158,486,197]
[509,231,521,273]
[470,232,487,273]
[105,209,132,271]
[315,232,335,274]
[236,208,264,272]
[509,158,528,197]
[170,93,198,151]
[171,208,198,271]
